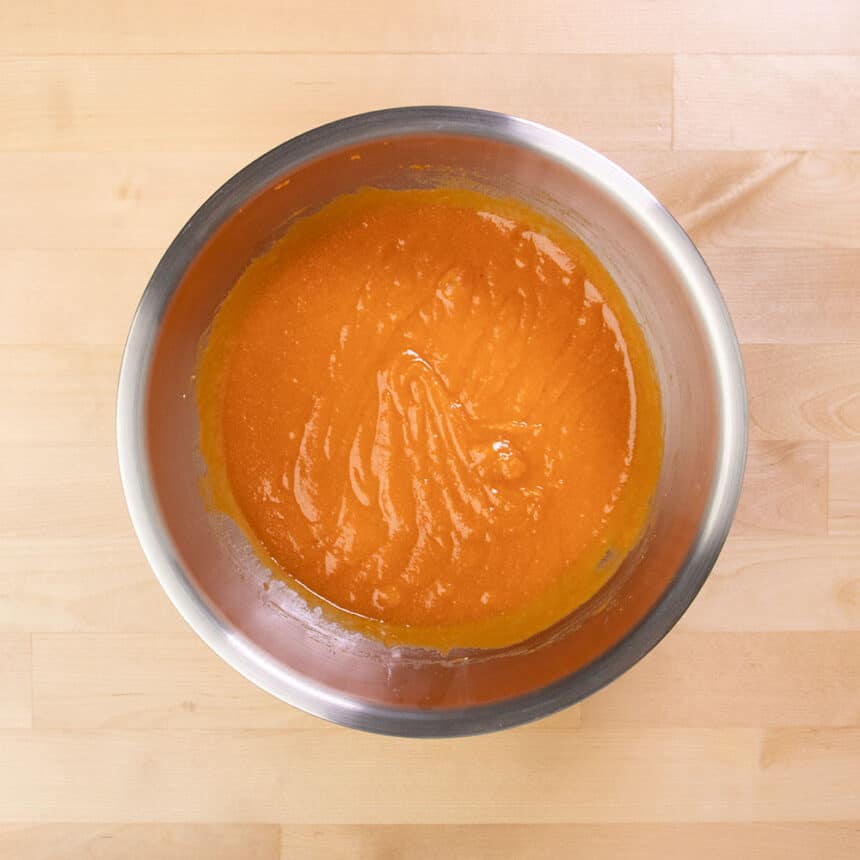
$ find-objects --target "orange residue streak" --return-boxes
[196,187,662,650]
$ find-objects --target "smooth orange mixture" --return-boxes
[196,187,662,649]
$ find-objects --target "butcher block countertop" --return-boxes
[1,2,858,857]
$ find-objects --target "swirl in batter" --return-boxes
[196,187,662,649]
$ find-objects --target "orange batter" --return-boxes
[196,187,662,649]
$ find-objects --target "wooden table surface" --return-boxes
[2,2,859,857]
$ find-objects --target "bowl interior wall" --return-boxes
[146,133,720,710]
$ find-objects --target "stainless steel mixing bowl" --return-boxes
[117,106,747,736]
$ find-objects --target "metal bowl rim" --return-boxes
[116,106,748,737]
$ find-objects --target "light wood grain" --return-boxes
[0,824,280,860]
[1,0,859,853]
[0,54,671,153]
[0,727,857,823]
[704,249,860,344]
[0,440,179,633]
[579,632,860,728]
[31,633,334,730]
[0,251,158,345]
[0,635,31,728]
[734,441,828,537]
[0,152,250,251]
[745,344,860,441]
[9,1,860,55]
[0,565,183,634]
[675,56,860,150]
[830,443,860,535]
[679,537,860,632]
[615,150,860,249]
[0,347,119,446]
[0,445,125,540]
[281,822,860,860]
